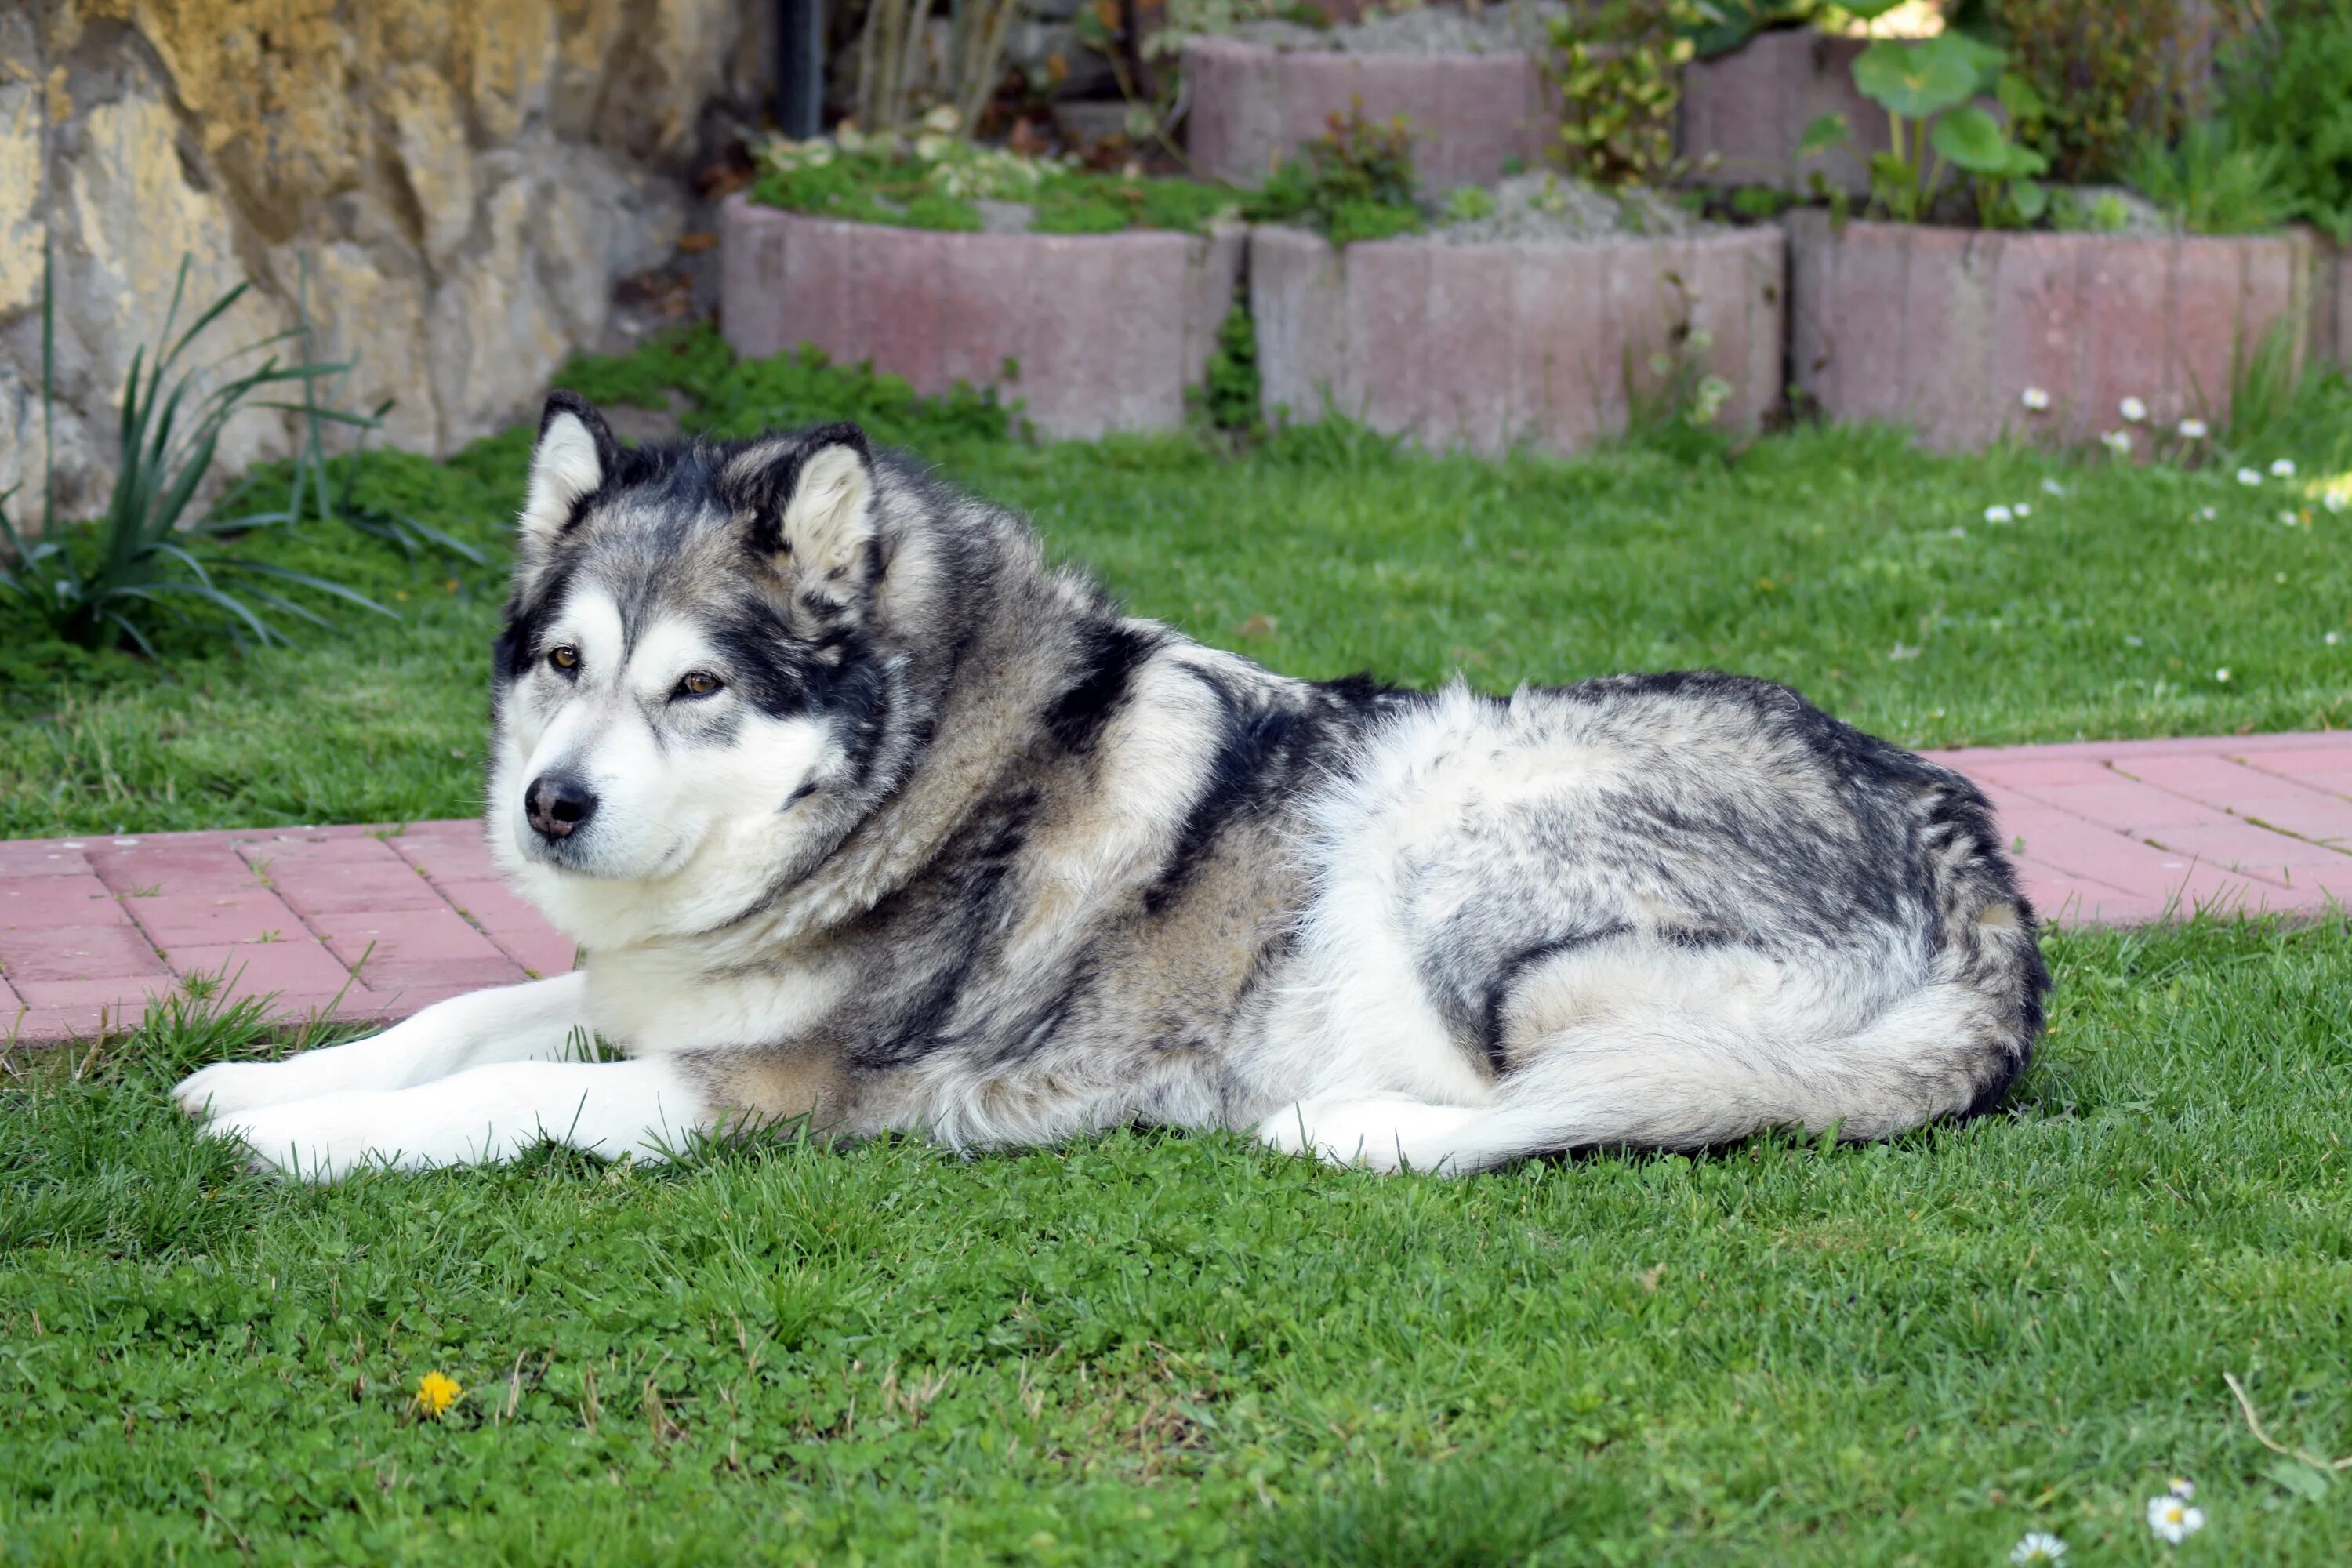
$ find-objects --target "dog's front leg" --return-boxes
[207,1056,711,1181]
[173,971,592,1122]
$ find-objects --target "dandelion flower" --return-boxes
[1984,504,2015,524]
[2147,1492,2205,1543]
[2102,430,2133,455]
[2176,417,2208,440]
[2120,395,2149,423]
[2271,457,2297,478]
[2011,1532,2068,1565]
[2214,667,2232,684]
[2238,467,2263,486]
[2021,387,2053,412]
[414,1370,463,1419]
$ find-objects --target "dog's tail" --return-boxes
[1389,890,2046,1176]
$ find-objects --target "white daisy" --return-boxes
[2021,387,2053,412]
[2238,467,2264,486]
[2271,458,2297,478]
[2214,667,2232,684]
[2011,1531,2068,1565]
[1985,504,2015,524]
[2176,417,2208,439]
[2120,395,2149,423]
[2042,478,2067,497]
[2015,503,2034,517]
[2169,1478,2197,1501]
[2147,1492,2205,1543]
[2102,430,2133,455]
[2198,506,2218,521]
[2326,632,2340,645]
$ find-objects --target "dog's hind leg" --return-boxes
[174,971,592,1122]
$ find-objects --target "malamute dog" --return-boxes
[176,394,2048,1180]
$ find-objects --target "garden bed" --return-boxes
[1788,212,2317,451]
[1250,180,1784,455]
[1184,7,1563,191]
[718,193,1243,439]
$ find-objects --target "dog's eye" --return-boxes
[548,646,580,673]
[677,671,723,698]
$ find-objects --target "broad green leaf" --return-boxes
[2009,178,2048,221]
[1996,70,2046,123]
[1931,105,2011,174]
[1840,0,1909,16]
[1852,39,1980,120]
[1797,111,1851,161]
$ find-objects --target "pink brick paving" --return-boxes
[4,732,2351,1047]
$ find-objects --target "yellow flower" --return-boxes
[414,1370,463,1419]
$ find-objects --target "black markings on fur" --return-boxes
[1480,925,1633,1074]
[1046,620,1164,757]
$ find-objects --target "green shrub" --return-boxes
[1974,0,2262,183]
[2216,0,2352,240]
[1548,0,1700,189]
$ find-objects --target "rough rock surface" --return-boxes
[2,1,768,520]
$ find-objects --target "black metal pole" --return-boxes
[778,0,826,138]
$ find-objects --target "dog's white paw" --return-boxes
[174,1059,306,1121]
[201,1097,398,1183]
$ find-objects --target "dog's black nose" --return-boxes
[525,774,597,840]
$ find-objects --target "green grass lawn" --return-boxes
[4,340,2352,1562]
[3,918,2349,1563]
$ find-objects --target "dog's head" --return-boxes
[488,393,896,942]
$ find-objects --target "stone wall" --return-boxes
[1,0,770,519]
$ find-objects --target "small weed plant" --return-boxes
[1802,31,2050,226]
[1243,102,1423,245]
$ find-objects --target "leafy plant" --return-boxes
[1803,32,2049,226]
[0,255,390,655]
[1548,0,1701,189]
[1977,0,2263,183]
[2215,0,2352,241]
[2125,121,2296,237]
[1243,103,1424,245]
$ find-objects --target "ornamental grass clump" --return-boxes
[0,254,391,655]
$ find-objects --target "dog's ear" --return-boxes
[519,392,619,549]
[726,423,878,583]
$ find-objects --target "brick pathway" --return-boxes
[4,731,2350,1047]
